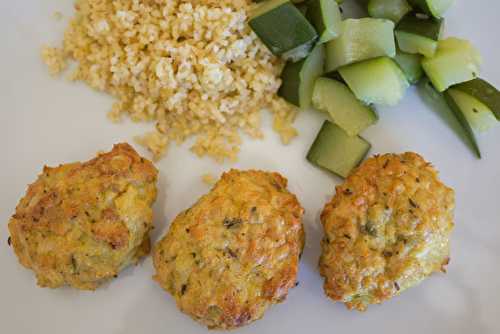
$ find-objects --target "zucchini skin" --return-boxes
[452,79,500,121]
[249,2,318,60]
[396,13,443,40]
[443,90,482,159]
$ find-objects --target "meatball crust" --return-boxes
[8,143,158,290]
[153,169,304,329]
[319,152,454,311]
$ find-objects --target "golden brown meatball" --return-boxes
[8,143,158,290]
[319,152,454,311]
[153,169,304,329]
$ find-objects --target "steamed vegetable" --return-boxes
[442,89,481,158]
[394,49,423,84]
[422,37,482,92]
[368,0,412,23]
[452,78,500,121]
[307,0,342,44]
[446,88,497,133]
[307,120,371,178]
[395,13,444,57]
[312,77,378,135]
[407,0,454,19]
[325,18,396,72]
[249,0,318,61]
[339,57,409,106]
[279,44,325,109]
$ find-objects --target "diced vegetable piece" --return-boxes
[307,121,371,178]
[368,0,412,23]
[249,0,318,61]
[442,89,481,158]
[395,13,443,57]
[394,49,423,84]
[419,78,481,158]
[407,0,454,18]
[452,78,500,121]
[339,57,409,106]
[312,77,378,135]
[422,38,482,92]
[446,88,497,132]
[279,44,325,109]
[325,18,396,72]
[307,0,342,44]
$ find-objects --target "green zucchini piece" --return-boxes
[443,90,481,158]
[407,0,454,19]
[307,120,371,178]
[307,0,342,44]
[368,0,412,23]
[394,49,423,84]
[249,0,318,61]
[419,80,481,159]
[279,44,325,109]
[452,78,500,121]
[312,77,378,135]
[339,57,409,106]
[422,37,482,92]
[325,18,396,72]
[395,13,443,57]
[447,88,497,132]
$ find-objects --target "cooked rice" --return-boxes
[42,0,298,161]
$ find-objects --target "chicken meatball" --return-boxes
[8,143,158,290]
[319,152,454,311]
[153,169,304,329]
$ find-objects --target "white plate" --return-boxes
[1,1,500,333]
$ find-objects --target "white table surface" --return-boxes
[1,1,500,333]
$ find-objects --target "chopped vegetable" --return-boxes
[420,79,481,158]
[249,0,318,61]
[395,13,444,57]
[446,88,497,132]
[368,0,412,23]
[279,44,325,109]
[325,18,396,72]
[312,77,378,135]
[307,121,371,178]
[422,37,482,92]
[339,57,409,106]
[394,49,423,84]
[407,0,454,19]
[307,0,342,44]
[452,78,500,121]
[443,89,481,158]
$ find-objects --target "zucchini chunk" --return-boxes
[395,13,444,58]
[407,0,454,19]
[442,89,481,158]
[279,44,325,109]
[249,0,318,61]
[368,0,412,23]
[325,18,396,72]
[312,77,378,135]
[452,78,500,121]
[307,120,371,178]
[307,0,342,44]
[394,49,423,84]
[446,88,497,133]
[339,57,409,106]
[422,37,482,92]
